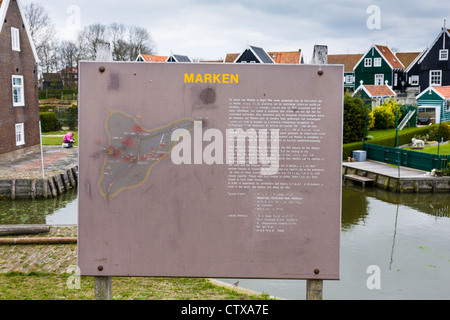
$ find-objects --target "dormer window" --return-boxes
[11,27,20,51]
[440,49,448,61]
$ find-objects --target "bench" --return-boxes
[344,174,374,188]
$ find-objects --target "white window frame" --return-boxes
[364,58,372,67]
[345,75,354,84]
[12,75,25,106]
[410,75,419,85]
[430,70,442,86]
[446,99,450,112]
[11,27,20,51]
[374,57,382,67]
[15,123,25,146]
[439,49,448,61]
[375,74,384,85]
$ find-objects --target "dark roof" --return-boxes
[250,46,274,63]
[171,54,191,62]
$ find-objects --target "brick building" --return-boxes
[0,0,40,162]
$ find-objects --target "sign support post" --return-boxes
[306,280,323,300]
[93,44,113,301]
[95,276,111,300]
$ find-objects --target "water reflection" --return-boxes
[219,186,450,300]
[0,188,78,225]
[0,184,449,299]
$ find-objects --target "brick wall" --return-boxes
[0,0,40,157]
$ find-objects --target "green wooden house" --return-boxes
[354,45,405,91]
[416,86,450,124]
[328,54,363,91]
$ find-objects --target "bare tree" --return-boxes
[77,24,110,60]
[126,26,155,61]
[58,40,81,88]
[77,23,156,61]
[23,3,56,69]
[38,40,59,73]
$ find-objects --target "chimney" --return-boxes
[311,45,328,64]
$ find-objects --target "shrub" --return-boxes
[343,141,364,159]
[56,104,78,130]
[39,112,60,132]
[343,92,370,144]
[372,99,402,130]
[435,122,450,142]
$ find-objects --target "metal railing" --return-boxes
[363,143,449,171]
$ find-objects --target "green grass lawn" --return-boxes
[41,131,78,146]
[367,127,449,155]
[366,126,428,140]
[404,142,450,155]
[0,272,272,300]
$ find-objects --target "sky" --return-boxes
[21,0,450,62]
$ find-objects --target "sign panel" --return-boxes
[78,62,343,280]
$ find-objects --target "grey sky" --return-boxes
[22,0,450,62]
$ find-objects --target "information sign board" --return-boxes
[78,62,343,280]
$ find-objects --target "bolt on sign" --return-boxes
[78,62,343,280]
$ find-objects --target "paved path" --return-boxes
[0,226,77,274]
[0,146,78,179]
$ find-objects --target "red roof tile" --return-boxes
[375,45,404,69]
[395,52,421,69]
[140,54,167,62]
[224,53,239,63]
[328,54,363,72]
[433,86,450,99]
[362,85,395,97]
[267,51,302,64]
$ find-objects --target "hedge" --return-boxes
[342,124,442,160]
[39,112,60,132]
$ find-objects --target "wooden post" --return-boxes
[95,277,112,300]
[306,280,323,300]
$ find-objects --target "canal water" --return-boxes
[0,185,449,300]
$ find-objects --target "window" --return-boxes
[12,75,25,106]
[410,75,419,85]
[364,58,372,67]
[374,58,382,67]
[11,27,20,51]
[15,123,25,146]
[430,70,442,86]
[447,100,450,112]
[439,49,448,61]
[375,74,384,85]
[345,75,354,83]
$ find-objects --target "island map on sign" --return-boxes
[98,110,195,200]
